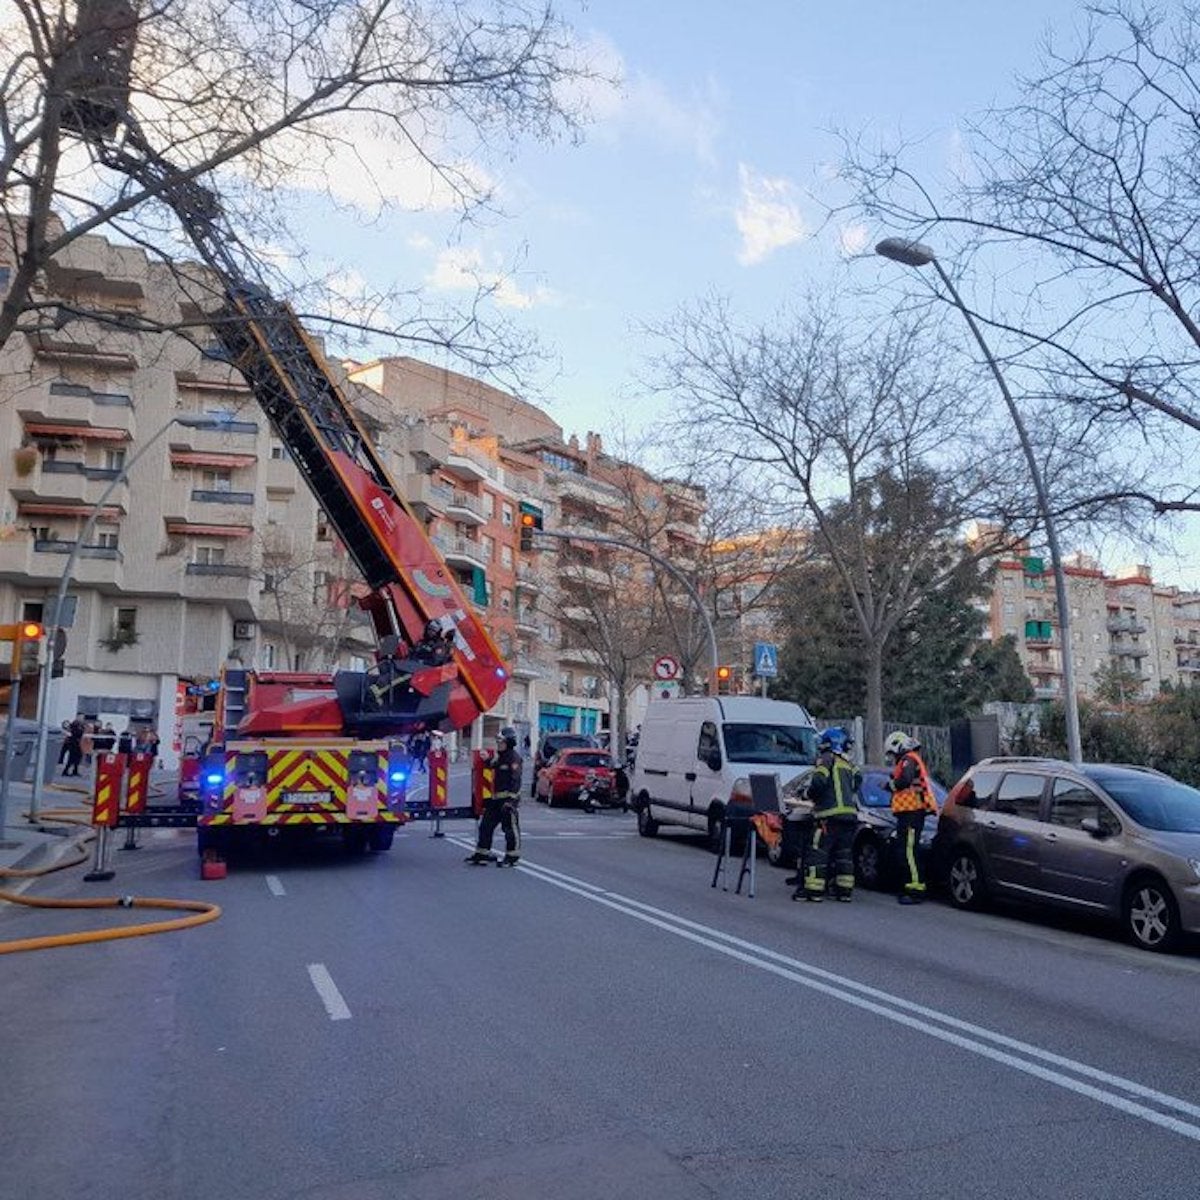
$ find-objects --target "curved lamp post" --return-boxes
[29,413,232,819]
[876,237,1083,764]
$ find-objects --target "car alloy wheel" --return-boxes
[1125,880,1179,952]
[948,850,984,910]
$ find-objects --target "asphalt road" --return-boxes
[5,765,1200,1199]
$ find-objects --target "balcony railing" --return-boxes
[33,539,121,560]
[191,489,255,505]
[185,562,252,577]
[1107,615,1148,634]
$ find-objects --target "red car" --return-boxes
[535,749,619,808]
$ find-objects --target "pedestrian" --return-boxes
[465,725,523,867]
[62,716,84,776]
[94,723,116,754]
[143,727,161,764]
[795,727,861,903]
[81,721,95,767]
[884,731,939,905]
[117,727,134,756]
[57,720,72,766]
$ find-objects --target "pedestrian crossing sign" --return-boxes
[753,642,778,677]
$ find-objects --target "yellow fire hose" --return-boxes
[0,804,222,956]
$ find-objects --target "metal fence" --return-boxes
[816,714,952,782]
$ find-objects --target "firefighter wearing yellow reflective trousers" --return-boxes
[796,727,860,903]
[466,726,523,867]
[885,731,938,905]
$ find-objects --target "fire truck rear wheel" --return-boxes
[369,826,395,852]
[342,826,370,854]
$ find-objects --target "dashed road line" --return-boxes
[306,963,351,1021]
[265,875,285,897]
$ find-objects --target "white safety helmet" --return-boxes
[884,731,916,758]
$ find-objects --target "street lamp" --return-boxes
[876,237,1084,764]
[28,413,233,818]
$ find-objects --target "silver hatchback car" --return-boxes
[936,758,1200,951]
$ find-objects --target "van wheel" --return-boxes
[636,797,658,837]
[707,809,725,855]
[1124,875,1179,952]
[947,847,986,910]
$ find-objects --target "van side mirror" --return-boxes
[706,751,722,772]
[1080,817,1107,839]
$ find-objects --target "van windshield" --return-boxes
[722,723,817,765]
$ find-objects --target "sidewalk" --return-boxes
[0,769,179,875]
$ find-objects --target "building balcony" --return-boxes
[1178,659,1200,673]
[190,489,256,517]
[19,385,137,435]
[561,561,612,589]
[181,561,255,613]
[509,655,544,680]
[1173,631,1199,647]
[1033,683,1062,699]
[28,334,138,373]
[515,566,543,593]
[444,446,495,484]
[553,471,624,511]
[559,646,603,666]
[1112,641,1150,659]
[560,605,592,624]
[1107,615,1148,635]
[445,490,486,526]
[405,475,453,520]
[431,531,487,572]
[514,609,539,636]
[0,533,125,587]
[11,463,126,509]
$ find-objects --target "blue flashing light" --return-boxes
[205,772,224,786]
[390,770,407,784]
[495,667,507,679]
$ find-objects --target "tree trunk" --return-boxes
[865,641,885,763]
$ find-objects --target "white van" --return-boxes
[631,696,819,849]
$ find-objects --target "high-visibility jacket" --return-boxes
[889,751,937,815]
[494,748,522,801]
[807,751,860,820]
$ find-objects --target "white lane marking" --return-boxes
[306,963,351,1021]
[446,837,1200,1142]
[265,875,285,897]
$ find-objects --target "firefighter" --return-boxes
[795,726,860,903]
[885,731,938,905]
[465,725,523,867]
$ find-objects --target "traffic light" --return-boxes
[0,622,45,679]
[712,664,733,694]
[15,622,44,677]
[518,501,543,552]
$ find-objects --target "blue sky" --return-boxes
[298,0,1197,587]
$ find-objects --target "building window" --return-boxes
[312,571,328,605]
[501,545,513,569]
[501,503,514,528]
[262,642,276,669]
[262,571,277,593]
[482,534,494,561]
[114,607,137,636]
[270,442,286,461]
[195,544,225,566]
[103,448,126,472]
[482,492,495,517]
[95,525,120,549]
[200,468,232,492]
[317,522,331,541]
[500,590,512,613]
[21,601,44,623]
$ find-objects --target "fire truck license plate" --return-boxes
[285,791,331,806]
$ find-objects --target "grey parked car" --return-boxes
[935,757,1200,951]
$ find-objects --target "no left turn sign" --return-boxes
[653,655,680,681]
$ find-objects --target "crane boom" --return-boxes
[57,0,509,733]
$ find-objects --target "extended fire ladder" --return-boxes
[57,0,508,733]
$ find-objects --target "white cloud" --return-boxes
[569,32,720,164]
[837,221,870,257]
[734,164,809,265]
[426,246,558,311]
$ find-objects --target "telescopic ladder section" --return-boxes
[55,2,508,731]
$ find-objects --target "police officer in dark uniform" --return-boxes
[795,726,861,902]
[465,726,523,867]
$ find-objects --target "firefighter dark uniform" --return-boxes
[466,726,523,867]
[797,744,860,902]
[885,733,938,904]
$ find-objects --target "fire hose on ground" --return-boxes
[0,804,221,956]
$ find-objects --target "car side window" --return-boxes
[697,721,719,764]
[1050,778,1121,834]
[994,772,1046,820]
[951,768,1003,810]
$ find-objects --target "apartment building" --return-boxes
[989,552,1199,701]
[0,231,391,762]
[347,358,712,741]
